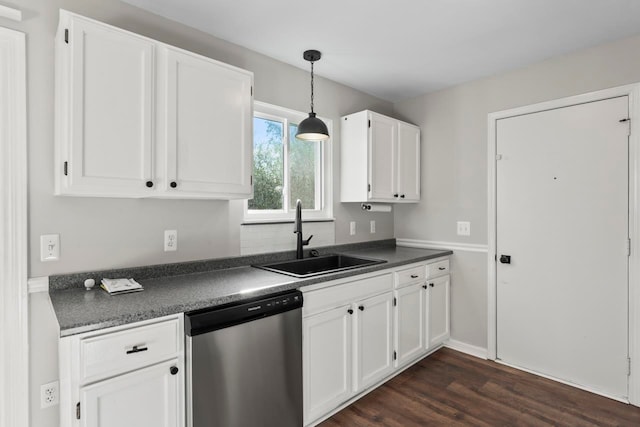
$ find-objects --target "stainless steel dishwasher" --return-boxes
[185,290,303,427]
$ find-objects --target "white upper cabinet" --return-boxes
[55,12,155,197]
[160,47,253,197]
[397,122,421,201]
[340,110,420,203]
[55,10,253,199]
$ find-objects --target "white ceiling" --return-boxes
[122,0,640,102]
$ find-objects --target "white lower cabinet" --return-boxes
[394,282,425,366]
[59,315,184,427]
[428,274,450,348]
[81,359,180,427]
[303,305,353,424]
[302,257,450,426]
[354,292,394,391]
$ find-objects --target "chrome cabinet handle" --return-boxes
[410,274,419,278]
[438,267,446,270]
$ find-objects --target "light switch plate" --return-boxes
[349,221,356,236]
[457,221,471,236]
[40,234,60,262]
[370,220,376,234]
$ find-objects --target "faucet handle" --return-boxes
[303,235,313,246]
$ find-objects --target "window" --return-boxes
[245,101,332,221]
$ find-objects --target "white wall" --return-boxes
[393,33,640,350]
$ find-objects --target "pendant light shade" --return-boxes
[296,50,330,141]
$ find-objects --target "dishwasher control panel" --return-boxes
[185,290,303,336]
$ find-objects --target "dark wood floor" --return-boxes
[320,348,640,427]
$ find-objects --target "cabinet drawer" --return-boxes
[79,318,180,383]
[426,259,449,278]
[395,265,425,288]
[303,273,393,317]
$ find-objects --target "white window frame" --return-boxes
[244,101,333,222]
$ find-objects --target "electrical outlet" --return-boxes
[164,230,178,252]
[40,381,59,408]
[349,221,356,236]
[370,220,376,234]
[40,234,60,262]
[457,221,471,236]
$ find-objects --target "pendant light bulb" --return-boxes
[296,50,330,141]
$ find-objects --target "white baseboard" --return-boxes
[445,339,488,359]
[396,238,488,253]
[28,277,49,293]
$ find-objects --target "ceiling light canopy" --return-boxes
[296,50,329,141]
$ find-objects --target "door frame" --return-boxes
[487,84,640,405]
[0,26,29,427]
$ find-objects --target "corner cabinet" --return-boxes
[302,257,450,426]
[59,314,184,427]
[340,110,420,203]
[55,10,253,199]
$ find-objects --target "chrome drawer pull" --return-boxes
[126,345,148,355]
[438,267,446,270]
[410,274,419,278]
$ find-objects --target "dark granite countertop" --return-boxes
[49,241,451,337]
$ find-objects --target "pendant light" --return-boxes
[296,50,330,141]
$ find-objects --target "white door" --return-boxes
[427,275,450,348]
[395,283,425,366]
[66,15,155,194]
[354,292,394,391]
[303,305,352,425]
[162,47,253,196]
[369,113,396,200]
[496,96,629,399]
[81,360,181,427]
[397,122,420,201]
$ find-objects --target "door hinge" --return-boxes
[393,297,397,307]
[628,357,632,376]
[63,161,68,176]
[620,118,631,136]
[368,119,371,128]
[250,175,253,185]
[393,351,397,360]
[367,183,371,192]
[64,29,69,44]
[496,154,503,160]
[76,402,81,420]
[250,86,253,96]
[628,238,631,257]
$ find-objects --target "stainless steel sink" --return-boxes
[254,254,386,278]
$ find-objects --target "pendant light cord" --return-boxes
[310,61,315,114]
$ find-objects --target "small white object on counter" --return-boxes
[84,278,95,290]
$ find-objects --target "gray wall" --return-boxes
[393,33,640,350]
[13,1,394,425]
[16,0,394,279]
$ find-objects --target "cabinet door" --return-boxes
[428,275,450,348]
[397,122,420,201]
[80,359,182,427]
[354,292,394,391]
[303,305,352,425]
[63,14,155,195]
[163,48,253,197]
[368,113,397,200]
[395,284,425,366]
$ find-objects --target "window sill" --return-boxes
[241,217,335,226]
